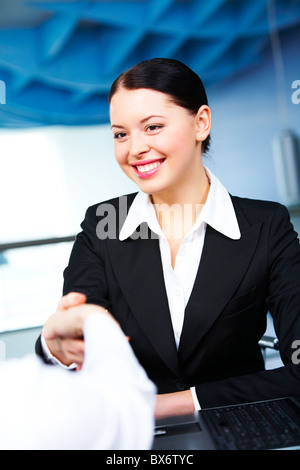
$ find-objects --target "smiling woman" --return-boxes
[37,58,300,420]
[109,58,211,152]
[110,86,210,205]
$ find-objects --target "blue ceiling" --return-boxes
[0,0,300,127]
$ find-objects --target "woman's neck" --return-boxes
[151,164,210,242]
[151,164,210,209]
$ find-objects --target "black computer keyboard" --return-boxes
[201,399,300,450]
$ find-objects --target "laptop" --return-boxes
[153,396,300,450]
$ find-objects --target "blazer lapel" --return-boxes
[179,220,262,363]
[107,226,180,377]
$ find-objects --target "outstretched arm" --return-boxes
[0,303,155,450]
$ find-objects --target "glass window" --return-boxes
[0,243,72,331]
[0,124,135,332]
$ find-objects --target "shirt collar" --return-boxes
[119,191,161,241]
[119,167,241,241]
[200,167,241,240]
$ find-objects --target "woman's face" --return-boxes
[109,87,210,198]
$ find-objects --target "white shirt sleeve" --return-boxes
[40,334,77,369]
[191,386,201,410]
[0,313,156,450]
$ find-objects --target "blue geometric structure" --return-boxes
[0,0,299,128]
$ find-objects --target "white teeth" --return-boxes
[136,161,161,172]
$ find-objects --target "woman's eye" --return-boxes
[114,132,127,140]
[146,125,163,132]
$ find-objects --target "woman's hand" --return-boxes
[155,390,195,419]
[42,292,110,367]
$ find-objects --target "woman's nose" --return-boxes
[129,134,150,158]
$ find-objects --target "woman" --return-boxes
[39,58,300,419]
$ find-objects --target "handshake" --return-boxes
[42,292,115,368]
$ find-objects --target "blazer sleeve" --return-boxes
[195,204,300,408]
[63,204,111,309]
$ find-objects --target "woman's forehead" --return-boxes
[109,87,180,122]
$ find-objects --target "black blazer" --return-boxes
[38,193,300,408]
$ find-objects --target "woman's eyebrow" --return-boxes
[111,115,166,129]
[140,115,166,123]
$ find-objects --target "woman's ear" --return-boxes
[195,105,211,142]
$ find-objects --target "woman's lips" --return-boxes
[132,159,166,179]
